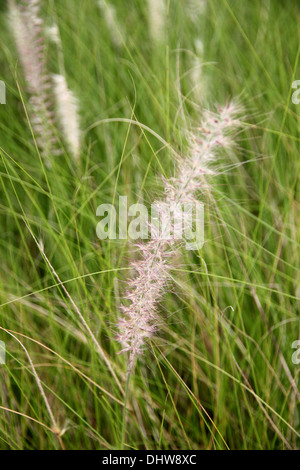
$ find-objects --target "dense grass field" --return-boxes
[0,0,299,450]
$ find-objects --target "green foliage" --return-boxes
[0,0,298,450]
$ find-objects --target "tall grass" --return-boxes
[0,0,299,450]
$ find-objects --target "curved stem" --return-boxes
[120,369,131,450]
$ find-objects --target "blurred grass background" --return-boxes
[0,0,299,449]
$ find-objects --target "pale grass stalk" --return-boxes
[0,405,59,435]
[5,327,127,407]
[190,39,206,101]
[24,220,124,396]
[0,326,65,449]
[46,20,82,163]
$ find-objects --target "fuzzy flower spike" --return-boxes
[9,0,58,159]
[117,103,241,372]
[52,74,81,162]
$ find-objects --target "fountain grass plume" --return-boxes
[52,74,81,162]
[9,0,58,159]
[117,102,241,372]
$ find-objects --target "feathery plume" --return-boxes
[52,74,81,162]
[187,0,207,22]
[190,39,206,101]
[117,103,241,371]
[97,0,124,49]
[45,23,60,45]
[147,0,166,43]
[9,0,58,159]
